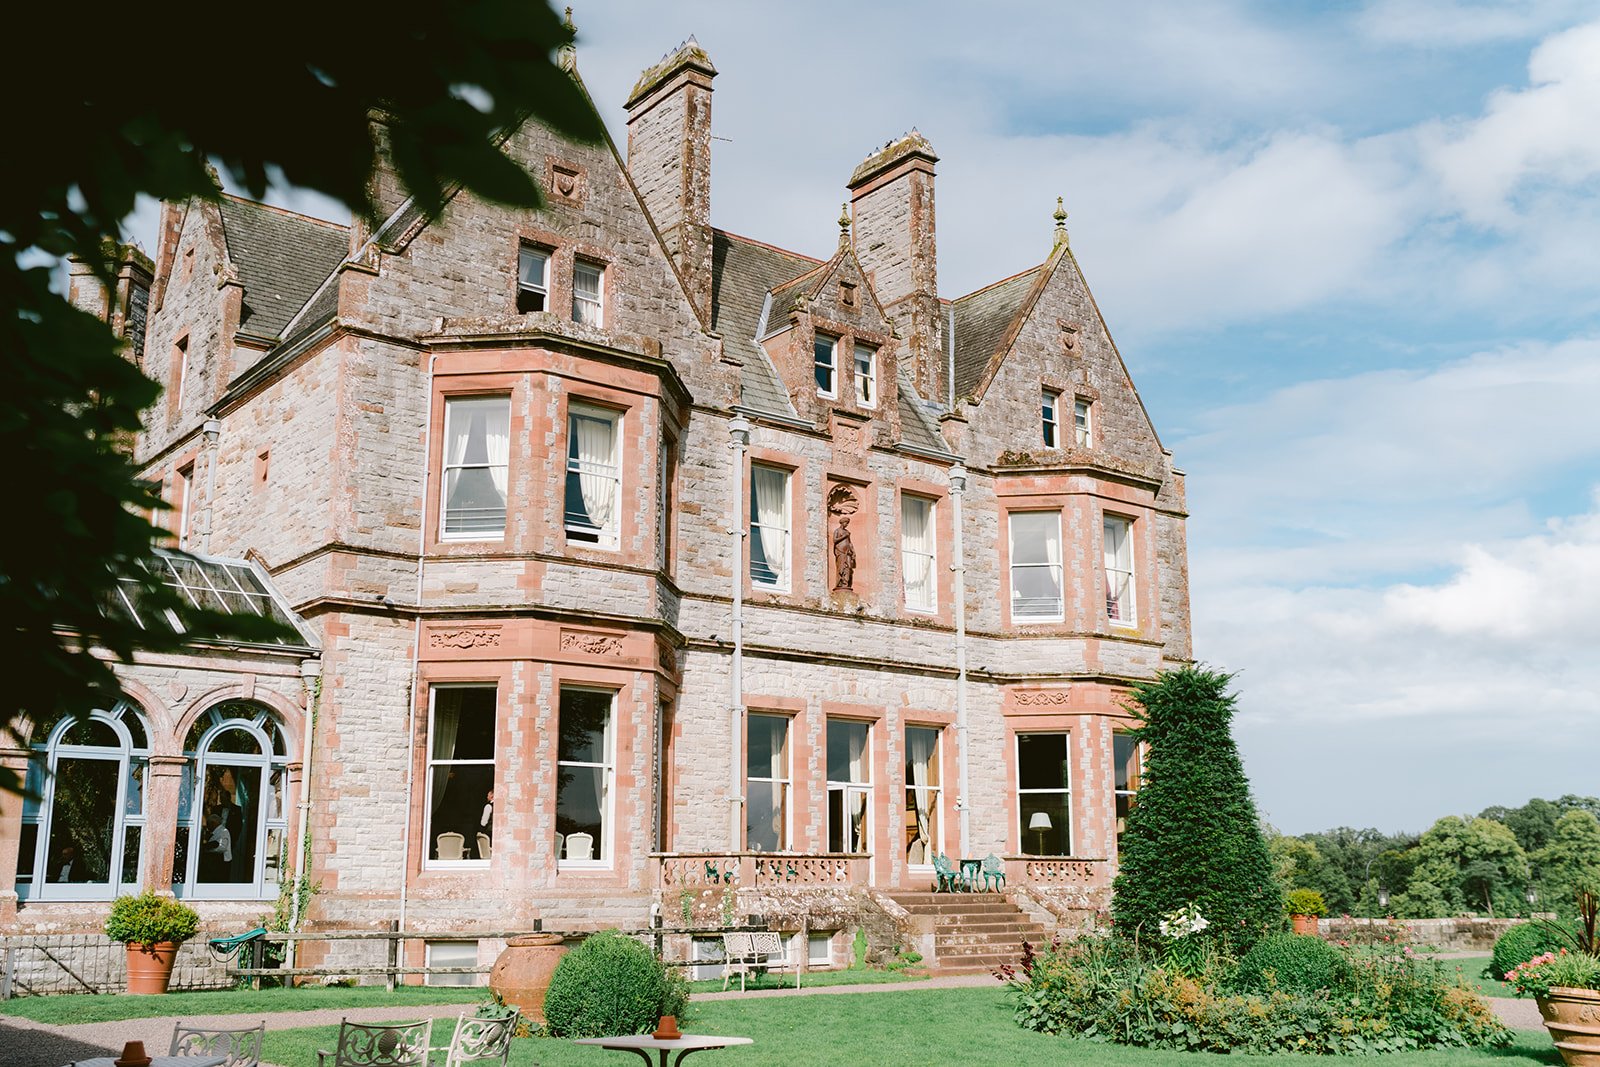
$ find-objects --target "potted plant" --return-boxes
[1505,888,1600,1067]
[106,891,200,994]
[1286,888,1328,936]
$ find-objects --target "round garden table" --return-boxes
[574,1032,753,1067]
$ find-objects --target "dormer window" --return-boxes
[573,260,604,326]
[854,343,877,407]
[1042,389,1061,448]
[814,334,838,398]
[517,246,549,313]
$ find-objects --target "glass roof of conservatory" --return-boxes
[114,550,318,650]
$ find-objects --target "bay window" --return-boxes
[424,686,496,866]
[557,688,613,864]
[900,494,936,612]
[746,714,790,852]
[749,464,791,591]
[1009,510,1063,621]
[441,396,510,539]
[1104,515,1136,624]
[1114,732,1142,855]
[565,404,621,547]
[826,719,871,854]
[1017,732,1071,856]
[174,702,291,899]
[904,726,941,867]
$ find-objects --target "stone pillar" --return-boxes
[0,749,30,923]
[142,755,189,894]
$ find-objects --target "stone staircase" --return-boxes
[884,891,1046,975]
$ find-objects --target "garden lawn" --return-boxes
[0,984,485,1025]
[1436,956,1523,999]
[685,966,929,993]
[262,986,1559,1067]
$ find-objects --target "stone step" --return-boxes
[892,901,1020,916]
[937,931,1042,949]
[937,939,1031,957]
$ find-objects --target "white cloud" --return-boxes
[1357,0,1593,46]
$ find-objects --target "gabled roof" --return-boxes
[115,549,319,651]
[710,229,821,417]
[950,266,1043,399]
[218,195,349,341]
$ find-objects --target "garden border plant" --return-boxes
[105,891,200,995]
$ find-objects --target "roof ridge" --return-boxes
[219,192,350,232]
[713,227,824,264]
[951,263,1044,303]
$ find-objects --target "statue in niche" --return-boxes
[828,484,860,592]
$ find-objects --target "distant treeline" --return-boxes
[1270,795,1600,919]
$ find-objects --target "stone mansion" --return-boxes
[2,38,1191,971]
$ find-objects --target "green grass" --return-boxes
[1436,956,1525,999]
[685,966,929,993]
[0,983,486,1025]
[262,986,1560,1067]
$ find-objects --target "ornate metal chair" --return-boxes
[437,1010,518,1067]
[932,852,963,892]
[981,853,1006,891]
[316,1018,431,1067]
[720,931,755,991]
[170,1021,266,1067]
[749,930,799,989]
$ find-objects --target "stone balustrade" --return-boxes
[651,852,871,890]
[1003,856,1109,888]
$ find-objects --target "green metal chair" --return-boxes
[981,853,1006,891]
[932,853,963,892]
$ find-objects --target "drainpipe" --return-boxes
[949,463,971,857]
[399,352,441,934]
[727,414,751,850]
[287,656,322,970]
[198,418,222,554]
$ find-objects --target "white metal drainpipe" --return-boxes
[727,414,751,850]
[288,655,322,970]
[950,463,971,857]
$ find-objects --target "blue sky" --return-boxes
[130,1,1600,834]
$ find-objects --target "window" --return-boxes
[573,260,603,326]
[814,335,837,397]
[175,464,195,549]
[1009,511,1063,621]
[16,703,148,901]
[1017,732,1071,855]
[441,396,510,539]
[1113,732,1142,856]
[749,465,791,591]
[424,687,496,866]
[746,714,790,851]
[517,246,549,313]
[826,719,871,854]
[565,404,621,547]
[1042,389,1060,447]
[854,343,877,407]
[1104,515,1136,625]
[900,494,936,612]
[174,702,291,899]
[788,932,833,968]
[182,246,195,282]
[1074,399,1092,448]
[172,335,190,411]
[557,688,613,864]
[425,941,482,987]
[904,726,941,867]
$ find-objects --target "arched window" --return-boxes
[173,701,291,900]
[16,703,149,901]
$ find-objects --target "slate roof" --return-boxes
[710,229,821,417]
[218,195,349,341]
[950,267,1043,399]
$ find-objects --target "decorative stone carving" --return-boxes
[828,485,859,592]
[560,630,624,657]
[1014,689,1072,707]
[429,628,501,649]
[1058,319,1080,353]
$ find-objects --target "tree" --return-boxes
[1111,666,1283,952]
[1396,816,1529,918]
[1533,810,1600,919]
[1268,833,1354,913]
[1,2,603,778]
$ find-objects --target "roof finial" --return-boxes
[839,203,853,247]
[1053,196,1069,248]
[558,7,577,71]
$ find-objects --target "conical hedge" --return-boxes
[1111,666,1282,952]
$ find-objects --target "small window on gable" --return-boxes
[182,246,195,283]
[814,335,837,398]
[255,449,270,490]
[1074,399,1092,448]
[172,335,190,411]
[854,343,877,408]
[517,246,549,313]
[573,260,603,326]
[1042,389,1060,448]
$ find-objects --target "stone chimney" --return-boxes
[625,38,716,322]
[849,131,941,402]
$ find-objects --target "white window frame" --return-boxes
[814,334,837,398]
[176,704,292,900]
[556,687,615,868]
[1042,388,1060,448]
[1104,514,1136,626]
[1009,510,1064,623]
[422,685,495,870]
[517,246,549,313]
[425,940,482,987]
[564,403,622,549]
[900,494,937,613]
[904,725,942,870]
[1016,731,1072,857]
[573,259,604,326]
[825,719,872,855]
[175,465,194,550]
[1113,732,1142,857]
[788,932,833,968]
[853,342,877,407]
[749,464,792,592]
[1074,398,1092,448]
[746,713,791,852]
[440,395,511,541]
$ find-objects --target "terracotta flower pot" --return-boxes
[489,934,567,1023]
[1538,986,1600,1067]
[1291,914,1319,936]
[125,942,180,995]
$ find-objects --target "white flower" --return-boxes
[1159,903,1209,938]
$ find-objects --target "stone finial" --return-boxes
[558,7,577,72]
[1053,196,1069,248]
[839,203,852,243]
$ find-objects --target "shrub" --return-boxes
[1235,933,1350,996]
[1286,888,1328,918]
[1111,667,1283,954]
[1491,921,1568,980]
[104,892,200,945]
[1504,950,1600,997]
[543,930,689,1039]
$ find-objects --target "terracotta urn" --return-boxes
[1291,914,1319,936]
[125,942,180,995]
[489,934,567,1023]
[1537,986,1600,1067]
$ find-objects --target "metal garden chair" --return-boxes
[170,1020,266,1067]
[316,1018,431,1067]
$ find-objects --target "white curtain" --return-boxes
[446,407,473,468]
[1044,516,1063,605]
[752,467,789,585]
[483,403,510,501]
[907,729,934,858]
[901,497,933,607]
[575,414,616,533]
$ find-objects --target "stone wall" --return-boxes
[1320,916,1524,952]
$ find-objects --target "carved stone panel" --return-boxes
[560,629,624,657]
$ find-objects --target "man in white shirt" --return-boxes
[202,810,233,881]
